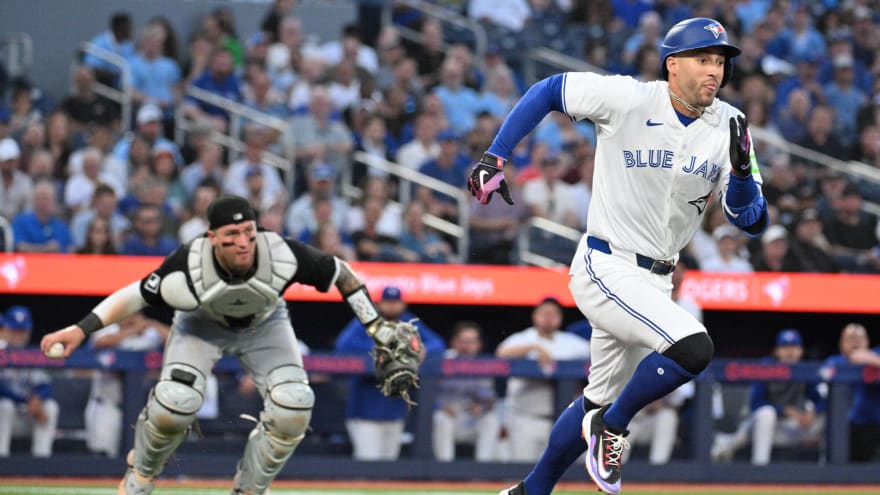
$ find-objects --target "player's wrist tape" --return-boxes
[344,285,379,326]
[480,152,505,169]
[76,312,104,336]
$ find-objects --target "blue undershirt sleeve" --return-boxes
[487,74,567,159]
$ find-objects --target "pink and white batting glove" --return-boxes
[467,153,514,205]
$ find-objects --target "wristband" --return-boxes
[480,152,505,169]
[76,312,105,336]
[344,285,379,326]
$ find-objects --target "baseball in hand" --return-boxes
[45,342,65,359]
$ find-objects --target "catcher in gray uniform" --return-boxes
[41,195,422,495]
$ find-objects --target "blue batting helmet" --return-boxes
[660,18,741,88]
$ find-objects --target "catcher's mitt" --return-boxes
[369,319,424,406]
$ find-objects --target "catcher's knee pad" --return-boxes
[663,332,714,375]
[262,364,314,438]
[134,363,206,478]
[235,365,313,494]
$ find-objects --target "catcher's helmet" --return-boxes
[660,17,741,88]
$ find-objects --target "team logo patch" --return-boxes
[233,212,243,221]
[704,22,725,39]
[688,192,712,214]
[144,273,161,294]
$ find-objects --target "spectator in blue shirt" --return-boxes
[183,47,242,132]
[335,286,445,460]
[120,204,178,256]
[83,12,136,87]
[111,103,182,166]
[12,180,72,253]
[416,129,470,221]
[0,306,58,457]
[130,25,181,118]
[432,59,484,135]
[823,323,880,462]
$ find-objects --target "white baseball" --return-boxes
[46,342,65,359]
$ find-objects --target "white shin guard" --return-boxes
[131,364,206,478]
[234,365,313,494]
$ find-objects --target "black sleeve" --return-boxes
[285,239,338,293]
[139,244,191,306]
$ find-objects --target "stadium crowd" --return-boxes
[0,0,878,272]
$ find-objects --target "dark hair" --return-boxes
[110,12,131,31]
[451,320,482,339]
[78,217,116,254]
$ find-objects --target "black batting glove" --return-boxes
[729,115,752,178]
[467,153,514,205]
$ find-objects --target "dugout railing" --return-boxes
[2,348,878,483]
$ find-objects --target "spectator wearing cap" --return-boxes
[285,161,348,239]
[83,12,136,87]
[752,224,789,272]
[150,142,188,217]
[12,180,72,253]
[0,138,33,220]
[823,322,880,462]
[0,305,59,458]
[111,103,182,166]
[782,208,839,273]
[824,183,880,273]
[416,128,471,220]
[702,225,754,273]
[823,54,866,148]
[712,329,825,465]
[130,24,181,116]
[335,286,445,460]
[223,127,285,208]
[496,297,590,462]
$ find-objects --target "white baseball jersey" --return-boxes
[560,73,762,260]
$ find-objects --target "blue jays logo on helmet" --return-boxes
[704,21,725,39]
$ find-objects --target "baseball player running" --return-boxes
[470,18,768,495]
[41,195,420,495]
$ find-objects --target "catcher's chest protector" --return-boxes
[188,232,297,327]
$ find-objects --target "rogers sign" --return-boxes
[724,362,792,381]
[681,276,749,304]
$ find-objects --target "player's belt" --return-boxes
[586,236,675,275]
